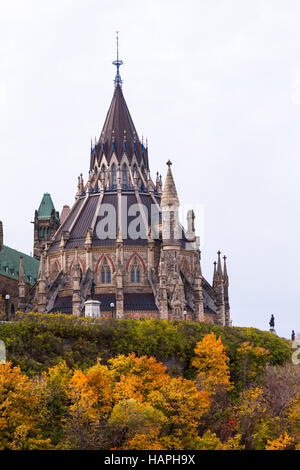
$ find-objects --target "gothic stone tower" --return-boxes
[31,44,231,326]
[33,193,60,260]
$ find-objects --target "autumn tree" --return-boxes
[108,398,166,449]
[0,363,52,450]
[108,353,169,403]
[148,376,210,449]
[32,360,72,445]
[192,332,232,395]
[236,342,270,388]
[65,359,115,449]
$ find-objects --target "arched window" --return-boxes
[129,256,142,284]
[111,164,117,187]
[122,164,127,188]
[99,256,112,284]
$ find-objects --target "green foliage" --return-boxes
[0,313,291,386]
[108,398,166,435]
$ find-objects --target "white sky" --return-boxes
[0,0,299,338]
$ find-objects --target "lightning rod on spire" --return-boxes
[113,30,123,87]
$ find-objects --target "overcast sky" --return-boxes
[0,0,299,338]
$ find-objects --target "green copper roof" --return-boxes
[37,193,59,220]
[0,245,39,285]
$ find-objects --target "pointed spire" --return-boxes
[72,247,81,278]
[93,62,146,167]
[161,160,179,207]
[217,251,223,278]
[213,261,217,288]
[113,30,123,87]
[37,193,58,221]
[18,256,25,285]
[85,228,93,250]
[223,255,228,284]
[214,253,226,326]
[38,252,45,281]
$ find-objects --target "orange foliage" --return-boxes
[266,433,294,450]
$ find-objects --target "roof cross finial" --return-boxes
[113,30,123,87]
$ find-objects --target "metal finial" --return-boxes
[167,160,172,167]
[113,30,123,87]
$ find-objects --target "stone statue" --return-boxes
[90,278,96,300]
[269,314,275,329]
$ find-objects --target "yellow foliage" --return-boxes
[194,430,223,450]
[222,433,245,450]
[148,376,210,435]
[109,353,169,402]
[0,363,52,449]
[125,429,166,450]
[68,360,115,422]
[108,398,166,449]
[192,333,232,394]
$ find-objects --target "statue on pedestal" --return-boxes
[90,278,96,300]
[291,330,295,341]
[269,314,275,333]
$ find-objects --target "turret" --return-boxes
[33,193,60,260]
[161,160,181,245]
[186,210,195,241]
[193,250,204,322]
[37,252,47,313]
